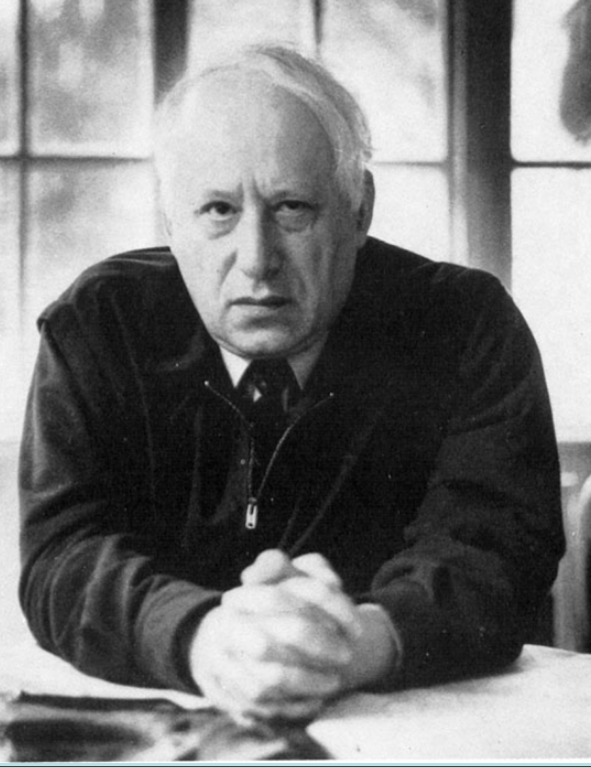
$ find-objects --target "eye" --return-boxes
[276,200,312,214]
[200,201,237,219]
[274,200,316,230]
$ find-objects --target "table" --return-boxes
[1,640,590,762]
[311,644,591,761]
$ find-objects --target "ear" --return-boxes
[155,175,174,242]
[354,169,375,248]
[162,211,173,240]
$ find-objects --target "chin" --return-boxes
[225,332,302,359]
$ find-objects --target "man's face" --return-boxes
[162,75,371,359]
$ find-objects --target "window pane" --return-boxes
[24,161,158,355]
[0,1,20,154]
[512,169,591,440]
[0,163,20,341]
[513,0,591,161]
[189,0,305,69]
[0,163,22,440]
[370,165,450,261]
[322,0,447,162]
[28,0,154,156]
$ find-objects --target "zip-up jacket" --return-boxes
[18,237,565,693]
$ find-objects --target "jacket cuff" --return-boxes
[360,580,454,689]
[135,583,222,693]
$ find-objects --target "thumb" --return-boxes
[240,549,298,585]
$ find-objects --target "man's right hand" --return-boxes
[188,550,362,722]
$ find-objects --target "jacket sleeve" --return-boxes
[366,273,565,688]
[18,306,219,693]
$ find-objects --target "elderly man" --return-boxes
[19,45,564,722]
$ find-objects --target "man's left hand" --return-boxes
[189,550,400,721]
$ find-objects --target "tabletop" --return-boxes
[310,644,591,761]
[1,639,590,762]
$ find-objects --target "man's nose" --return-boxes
[235,212,281,280]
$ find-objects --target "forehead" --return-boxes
[166,73,335,194]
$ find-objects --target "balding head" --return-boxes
[153,45,375,361]
[153,45,373,215]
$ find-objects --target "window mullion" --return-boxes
[448,0,469,266]
[154,0,190,98]
[17,0,29,329]
[454,0,513,288]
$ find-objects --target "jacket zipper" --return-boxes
[203,379,334,531]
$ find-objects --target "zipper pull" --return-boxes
[245,498,258,530]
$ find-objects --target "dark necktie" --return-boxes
[239,358,300,488]
[241,358,299,427]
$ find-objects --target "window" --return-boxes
[187,0,591,443]
[512,0,591,440]
[2,0,590,444]
[188,0,451,261]
[0,0,158,439]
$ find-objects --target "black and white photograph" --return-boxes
[0,1,590,763]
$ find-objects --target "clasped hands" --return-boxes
[189,549,398,722]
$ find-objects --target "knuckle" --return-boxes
[239,625,273,660]
[295,552,329,569]
[221,585,244,607]
[239,662,287,703]
[284,576,330,607]
[261,661,286,689]
[241,675,270,703]
[279,614,311,644]
[294,553,341,583]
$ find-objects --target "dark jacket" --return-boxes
[18,237,565,693]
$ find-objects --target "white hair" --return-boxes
[153,44,373,211]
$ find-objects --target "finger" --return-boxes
[253,696,326,722]
[227,692,327,724]
[240,549,298,585]
[222,583,344,640]
[190,609,341,724]
[189,609,330,721]
[222,582,301,613]
[281,577,363,641]
[209,670,328,725]
[198,665,255,717]
[224,579,346,622]
[291,552,343,588]
[200,602,348,672]
[224,611,353,669]
[221,654,343,703]
[191,634,258,716]
[224,579,362,642]
[202,650,338,723]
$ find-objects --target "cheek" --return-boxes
[305,234,356,294]
[184,261,223,306]
[169,224,217,284]
[171,243,222,314]
[293,229,338,278]
[289,244,354,328]
[183,268,224,329]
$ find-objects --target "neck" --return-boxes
[220,336,327,390]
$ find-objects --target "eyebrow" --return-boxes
[191,180,325,205]
[194,188,242,200]
[267,182,325,201]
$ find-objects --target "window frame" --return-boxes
[7,0,187,333]
[7,0,514,318]
[448,0,513,286]
[6,0,589,442]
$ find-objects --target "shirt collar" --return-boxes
[219,336,327,391]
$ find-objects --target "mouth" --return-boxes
[232,296,291,309]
